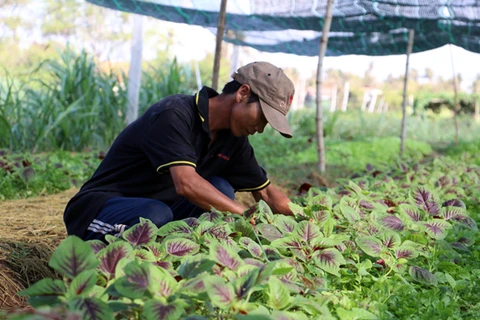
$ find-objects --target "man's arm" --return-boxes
[170,165,246,214]
[251,184,294,216]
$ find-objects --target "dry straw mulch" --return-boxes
[0,188,75,310]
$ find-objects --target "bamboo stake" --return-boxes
[212,0,227,91]
[126,14,144,125]
[449,44,459,146]
[399,29,414,157]
[315,0,335,173]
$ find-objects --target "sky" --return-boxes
[147,19,480,92]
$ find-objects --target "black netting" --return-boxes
[86,0,480,55]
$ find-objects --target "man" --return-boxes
[64,61,295,241]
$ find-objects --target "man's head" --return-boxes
[226,61,295,138]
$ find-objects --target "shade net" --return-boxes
[86,0,480,56]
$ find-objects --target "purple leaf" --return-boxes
[312,248,346,276]
[256,223,283,242]
[134,249,156,261]
[183,217,200,228]
[88,240,106,254]
[206,223,231,239]
[210,243,242,271]
[164,238,200,258]
[395,248,416,259]
[359,200,374,210]
[400,204,424,222]
[409,266,438,286]
[270,237,303,250]
[20,167,36,183]
[451,214,478,230]
[199,210,223,222]
[146,243,163,258]
[239,237,255,249]
[294,221,322,243]
[114,261,152,299]
[143,300,184,320]
[356,236,384,257]
[244,258,264,267]
[338,204,361,223]
[379,232,401,249]
[247,242,264,259]
[380,215,404,231]
[154,261,173,270]
[234,268,260,299]
[98,241,132,275]
[412,187,440,216]
[422,220,451,240]
[157,221,192,237]
[450,242,470,252]
[123,218,158,246]
[312,210,330,224]
[441,199,466,209]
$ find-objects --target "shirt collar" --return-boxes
[195,86,219,137]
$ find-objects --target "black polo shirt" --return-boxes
[64,86,270,237]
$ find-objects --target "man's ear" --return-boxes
[237,84,251,102]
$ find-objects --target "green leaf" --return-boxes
[205,276,236,309]
[337,204,360,223]
[409,266,438,286]
[336,307,378,320]
[143,299,187,320]
[68,297,114,320]
[177,258,216,279]
[234,218,257,240]
[274,215,297,234]
[355,236,384,257]
[445,273,456,288]
[164,238,200,259]
[234,268,260,299]
[288,202,305,217]
[49,236,99,279]
[256,223,283,242]
[312,248,346,277]
[293,221,322,243]
[258,200,275,223]
[67,270,98,298]
[19,278,66,307]
[267,276,291,310]
[157,220,192,237]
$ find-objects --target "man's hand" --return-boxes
[170,165,246,214]
[251,184,294,216]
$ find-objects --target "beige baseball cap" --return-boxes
[233,61,295,138]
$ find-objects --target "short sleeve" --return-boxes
[142,107,197,174]
[223,138,270,192]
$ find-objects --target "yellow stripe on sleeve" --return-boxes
[236,179,270,192]
[156,161,196,173]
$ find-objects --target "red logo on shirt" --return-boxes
[217,153,230,161]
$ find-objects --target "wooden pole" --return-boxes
[315,0,335,173]
[212,0,227,91]
[126,14,144,125]
[449,44,459,146]
[399,29,414,157]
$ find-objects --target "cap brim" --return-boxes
[259,100,293,138]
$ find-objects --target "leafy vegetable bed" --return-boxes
[9,156,480,319]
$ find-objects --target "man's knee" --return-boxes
[138,200,174,227]
[207,176,234,200]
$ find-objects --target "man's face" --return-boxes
[230,99,268,137]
